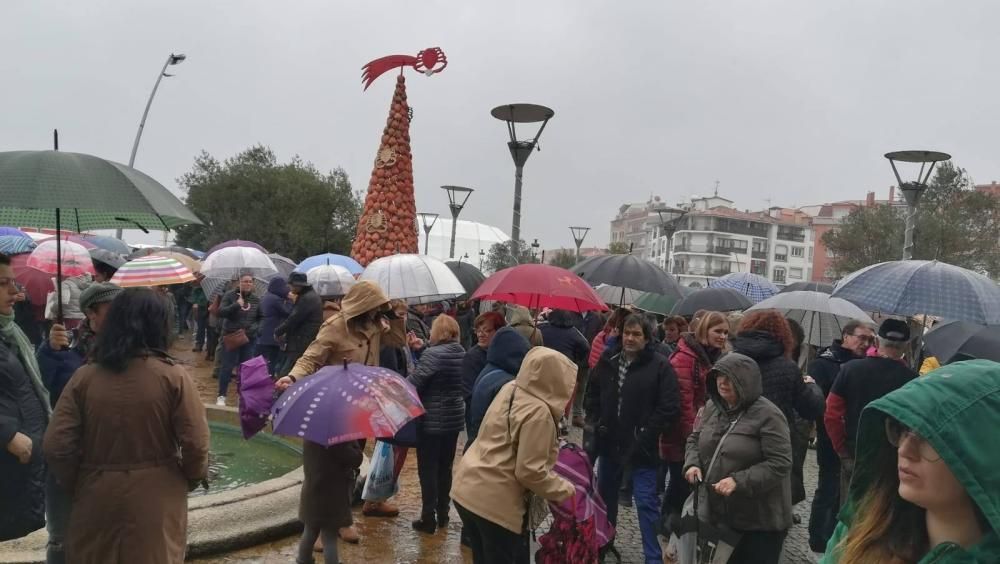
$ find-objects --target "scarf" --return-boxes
[0,311,51,417]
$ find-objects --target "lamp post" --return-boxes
[479,248,485,269]
[417,212,439,255]
[656,207,687,272]
[530,238,540,263]
[885,150,951,260]
[442,186,474,259]
[569,226,590,265]
[491,103,554,257]
[118,52,186,240]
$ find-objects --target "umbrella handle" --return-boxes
[55,209,63,324]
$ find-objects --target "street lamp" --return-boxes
[416,212,439,255]
[478,248,485,269]
[530,238,540,263]
[656,207,687,271]
[491,103,554,257]
[885,150,951,260]
[569,226,590,265]
[118,52,186,240]
[442,186,474,259]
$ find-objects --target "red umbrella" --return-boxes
[11,254,54,321]
[27,240,95,277]
[471,264,608,312]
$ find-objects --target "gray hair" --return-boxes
[877,336,907,358]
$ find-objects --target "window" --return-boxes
[751,260,767,276]
[773,267,786,284]
[774,244,788,263]
[789,267,803,279]
[808,247,814,260]
[791,247,804,258]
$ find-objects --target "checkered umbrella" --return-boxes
[708,272,779,304]
[832,260,1000,325]
[747,290,875,347]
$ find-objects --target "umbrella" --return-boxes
[780,281,835,294]
[27,240,95,277]
[155,251,200,273]
[88,248,126,270]
[471,263,609,313]
[746,290,875,348]
[923,321,1000,364]
[572,254,684,297]
[206,239,267,257]
[296,253,364,275]
[832,260,1000,325]
[632,291,684,316]
[84,235,131,256]
[271,362,425,445]
[671,288,752,316]
[11,254,53,316]
[129,246,200,260]
[267,253,297,279]
[200,246,278,297]
[111,255,196,288]
[444,260,487,298]
[593,284,642,306]
[306,264,356,298]
[0,227,30,238]
[238,356,276,439]
[360,254,466,305]
[0,235,36,255]
[708,272,779,304]
[40,233,98,250]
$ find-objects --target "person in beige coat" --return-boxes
[452,347,577,564]
[42,288,210,564]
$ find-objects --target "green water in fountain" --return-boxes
[191,422,302,496]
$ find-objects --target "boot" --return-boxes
[362,500,399,517]
[411,515,436,534]
[338,525,360,544]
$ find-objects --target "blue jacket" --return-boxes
[36,341,85,409]
[468,328,530,442]
[539,309,590,367]
[258,278,292,347]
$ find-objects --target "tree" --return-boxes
[549,249,578,269]
[823,162,1000,276]
[174,146,361,260]
[607,241,630,255]
[483,240,539,273]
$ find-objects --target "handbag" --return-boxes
[222,328,249,351]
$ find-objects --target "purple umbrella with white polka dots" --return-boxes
[270,361,425,446]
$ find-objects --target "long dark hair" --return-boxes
[92,288,172,373]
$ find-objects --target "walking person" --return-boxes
[586,313,681,564]
[452,347,578,564]
[173,282,193,337]
[43,288,210,564]
[806,319,874,553]
[215,274,262,406]
[258,276,292,375]
[684,353,794,564]
[274,272,323,377]
[408,315,466,534]
[190,276,209,353]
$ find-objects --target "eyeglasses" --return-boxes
[475,327,496,336]
[885,418,941,462]
[851,333,875,345]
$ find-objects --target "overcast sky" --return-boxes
[2,1,997,249]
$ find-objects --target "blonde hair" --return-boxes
[429,315,460,345]
[694,311,728,346]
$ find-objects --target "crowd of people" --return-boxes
[2,248,999,564]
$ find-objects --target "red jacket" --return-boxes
[659,337,711,462]
[588,331,608,369]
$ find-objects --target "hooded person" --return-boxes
[507,305,544,348]
[684,352,794,564]
[258,277,292,375]
[467,327,531,443]
[274,272,324,377]
[822,360,1000,562]
[452,347,577,564]
[539,309,591,425]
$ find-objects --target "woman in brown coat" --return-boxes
[43,288,210,564]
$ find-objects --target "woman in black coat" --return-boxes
[407,314,467,534]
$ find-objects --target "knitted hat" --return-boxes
[80,282,123,312]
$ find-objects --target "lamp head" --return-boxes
[169,53,187,65]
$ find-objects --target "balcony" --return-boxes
[751,250,768,259]
[673,243,733,256]
[672,265,732,277]
[713,245,747,255]
[774,254,787,262]
[777,228,806,243]
[714,219,770,238]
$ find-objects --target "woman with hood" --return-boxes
[258,277,292,375]
[452,347,577,564]
[684,352,793,564]
[820,359,1000,563]
[507,305,543,348]
[467,326,531,443]
[215,273,262,406]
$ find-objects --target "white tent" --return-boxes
[418,219,509,268]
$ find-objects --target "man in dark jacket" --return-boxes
[539,309,591,426]
[805,319,873,553]
[467,327,530,442]
[275,272,323,377]
[585,313,680,563]
[258,277,292,375]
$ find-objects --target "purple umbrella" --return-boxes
[0,227,30,239]
[206,239,267,257]
[271,362,425,446]
[238,356,276,439]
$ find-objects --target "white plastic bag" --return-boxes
[361,441,398,501]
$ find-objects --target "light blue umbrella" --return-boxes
[0,227,30,239]
[295,253,363,275]
[85,234,131,256]
[832,260,1000,325]
[709,272,779,304]
[0,235,36,255]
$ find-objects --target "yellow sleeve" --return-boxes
[919,356,940,376]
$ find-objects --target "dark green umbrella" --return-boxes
[632,292,681,315]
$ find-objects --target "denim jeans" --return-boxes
[808,435,841,552]
[217,340,254,397]
[194,309,209,349]
[45,473,71,564]
[597,457,662,564]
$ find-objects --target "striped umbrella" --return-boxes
[156,251,201,273]
[0,235,36,255]
[111,255,196,288]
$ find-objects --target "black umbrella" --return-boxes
[780,281,835,294]
[671,287,753,316]
[923,320,1000,363]
[571,254,683,297]
[445,260,486,298]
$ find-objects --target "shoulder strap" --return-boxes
[705,411,743,478]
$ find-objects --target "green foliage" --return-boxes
[173,146,361,260]
[483,240,540,273]
[607,241,630,255]
[549,249,578,269]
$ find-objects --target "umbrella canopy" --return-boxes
[0,227,30,238]
[593,284,642,306]
[472,264,609,313]
[84,235,131,256]
[708,272,780,304]
[747,290,875,348]
[779,281,835,294]
[671,287,752,316]
[271,363,425,445]
[0,235,36,255]
[155,251,200,273]
[200,246,278,297]
[111,255,196,288]
[572,254,684,297]
[267,253,297,279]
[632,291,685,316]
[923,321,1000,364]
[306,265,356,298]
[11,254,53,313]
[238,356,276,439]
[40,233,97,250]
[88,248,126,270]
[360,254,466,305]
[832,260,1000,325]
[206,240,267,257]
[129,246,200,260]
[444,260,487,298]
[27,240,94,277]
[296,253,364,275]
